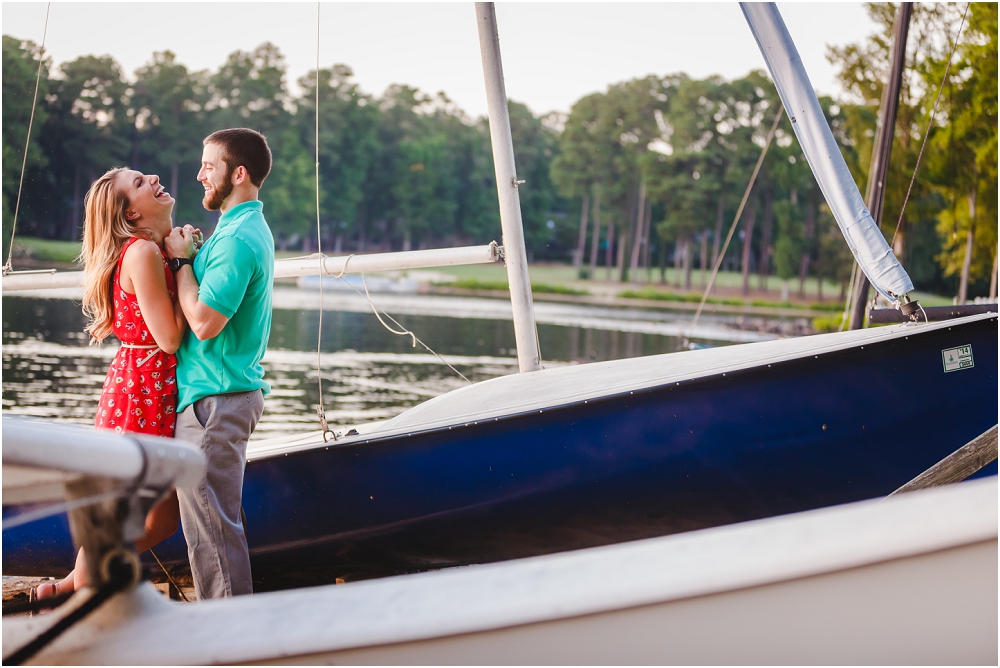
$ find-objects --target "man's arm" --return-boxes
[166,227,230,341]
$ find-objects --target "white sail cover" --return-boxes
[741,3,914,302]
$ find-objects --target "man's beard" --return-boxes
[202,171,234,211]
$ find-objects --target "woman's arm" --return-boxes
[120,239,187,354]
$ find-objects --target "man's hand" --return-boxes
[165,227,196,259]
[183,225,205,252]
[168,226,229,340]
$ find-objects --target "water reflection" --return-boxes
[3,296,730,441]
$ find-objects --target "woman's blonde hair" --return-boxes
[79,167,139,343]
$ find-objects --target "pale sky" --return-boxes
[2,2,878,118]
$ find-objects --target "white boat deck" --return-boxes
[248,312,996,460]
[5,476,995,664]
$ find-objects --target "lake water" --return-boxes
[2,291,776,441]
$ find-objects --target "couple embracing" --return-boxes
[38,128,274,601]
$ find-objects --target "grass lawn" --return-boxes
[6,238,83,265]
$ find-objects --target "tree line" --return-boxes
[2,3,996,299]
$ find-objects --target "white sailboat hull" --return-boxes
[5,477,995,665]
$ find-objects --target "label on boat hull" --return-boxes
[942,345,974,372]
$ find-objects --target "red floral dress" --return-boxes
[95,237,179,437]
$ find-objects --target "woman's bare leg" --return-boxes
[36,492,179,598]
[136,491,180,554]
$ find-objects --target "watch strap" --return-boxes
[168,257,193,272]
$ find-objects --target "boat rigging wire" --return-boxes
[889,2,970,252]
[3,3,51,278]
[307,5,470,439]
[687,105,784,335]
[313,3,333,442]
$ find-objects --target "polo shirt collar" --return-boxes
[217,200,263,229]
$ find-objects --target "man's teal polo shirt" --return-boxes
[176,200,274,413]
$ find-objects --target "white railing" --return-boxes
[1,243,503,292]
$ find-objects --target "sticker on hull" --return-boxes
[942,345,974,372]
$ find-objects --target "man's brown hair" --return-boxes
[204,128,272,187]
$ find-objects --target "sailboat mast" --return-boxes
[848,3,913,330]
[475,2,542,373]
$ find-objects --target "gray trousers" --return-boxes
[175,389,263,599]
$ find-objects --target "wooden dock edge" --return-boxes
[890,425,998,495]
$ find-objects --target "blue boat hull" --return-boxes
[4,315,996,590]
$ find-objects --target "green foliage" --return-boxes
[618,287,844,312]
[812,315,846,333]
[449,278,589,296]
[3,13,994,303]
[827,3,998,298]
[618,288,744,306]
[2,35,49,256]
[8,237,81,263]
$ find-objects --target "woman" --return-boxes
[36,167,196,599]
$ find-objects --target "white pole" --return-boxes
[475,2,541,373]
[276,243,501,279]
[1,244,502,292]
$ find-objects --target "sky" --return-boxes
[2,2,879,118]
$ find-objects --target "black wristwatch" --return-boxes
[168,257,193,273]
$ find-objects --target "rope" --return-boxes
[3,3,51,277]
[148,548,189,602]
[313,3,332,442]
[688,106,784,333]
[312,253,472,385]
[357,274,471,384]
[304,4,469,438]
[889,2,970,251]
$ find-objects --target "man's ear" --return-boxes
[232,165,249,185]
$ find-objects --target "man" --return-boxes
[164,128,274,599]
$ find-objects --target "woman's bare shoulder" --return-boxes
[122,238,164,267]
